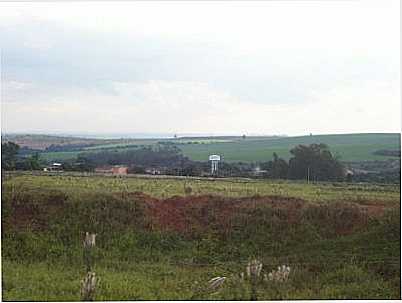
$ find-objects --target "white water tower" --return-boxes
[209,154,221,175]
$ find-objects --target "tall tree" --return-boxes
[263,152,289,179]
[288,144,344,181]
[1,142,20,170]
[25,153,41,170]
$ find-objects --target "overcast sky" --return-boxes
[0,1,400,137]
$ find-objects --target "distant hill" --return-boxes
[1,134,144,150]
[2,133,400,163]
[2,134,101,150]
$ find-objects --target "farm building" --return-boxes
[95,165,128,175]
[43,163,63,172]
[252,166,267,177]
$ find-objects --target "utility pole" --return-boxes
[307,166,310,184]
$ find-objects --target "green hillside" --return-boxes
[179,133,400,162]
[35,133,400,163]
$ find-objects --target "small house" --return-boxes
[252,166,267,177]
[43,162,63,172]
[111,166,128,175]
[145,168,161,175]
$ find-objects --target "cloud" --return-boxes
[0,1,400,135]
[2,79,399,135]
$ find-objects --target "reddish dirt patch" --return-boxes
[127,193,393,236]
[136,194,308,235]
[356,202,391,217]
[359,205,386,217]
[143,194,235,234]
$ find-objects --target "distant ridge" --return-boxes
[3,132,399,141]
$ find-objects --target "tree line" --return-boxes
[2,141,349,181]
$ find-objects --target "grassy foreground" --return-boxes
[1,174,401,300]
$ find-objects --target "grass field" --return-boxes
[179,133,401,162]
[37,133,400,163]
[4,173,400,203]
[1,174,400,300]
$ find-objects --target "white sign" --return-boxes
[209,155,221,161]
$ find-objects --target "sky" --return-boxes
[0,1,400,137]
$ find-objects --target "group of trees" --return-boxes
[45,143,93,152]
[1,142,20,170]
[83,145,191,169]
[2,142,41,171]
[261,144,345,181]
[62,155,96,172]
[288,143,344,181]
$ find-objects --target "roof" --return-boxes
[96,165,127,170]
